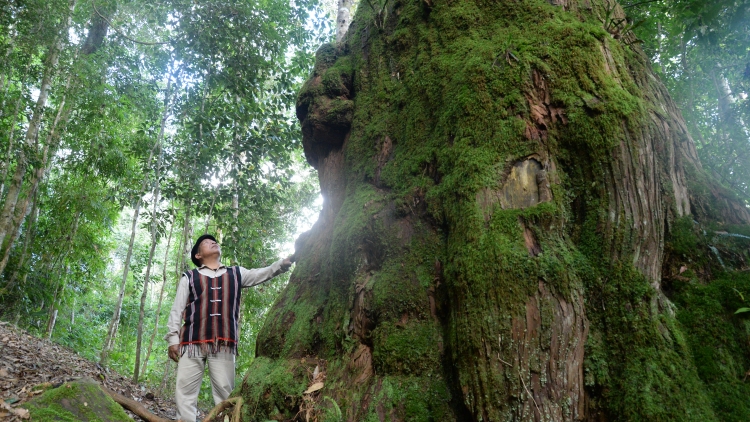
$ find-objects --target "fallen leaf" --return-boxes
[303,382,324,394]
[16,407,30,419]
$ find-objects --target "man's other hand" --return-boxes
[168,345,180,362]
[281,255,294,272]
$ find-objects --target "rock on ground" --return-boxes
[0,321,177,421]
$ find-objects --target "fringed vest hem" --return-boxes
[179,266,242,356]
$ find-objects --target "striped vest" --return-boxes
[179,266,242,356]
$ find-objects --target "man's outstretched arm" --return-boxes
[239,256,293,288]
[164,274,189,362]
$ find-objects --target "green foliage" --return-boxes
[628,0,750,200]
[0,0,331,413]
[670,272,750,421]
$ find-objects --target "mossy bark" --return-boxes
[240,0,750,421]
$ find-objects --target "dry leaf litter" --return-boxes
[0,321,180,421]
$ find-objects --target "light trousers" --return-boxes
[175,351,235,422]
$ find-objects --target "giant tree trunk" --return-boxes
[241,1,750,421]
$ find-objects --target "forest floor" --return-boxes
[0,321,182,421]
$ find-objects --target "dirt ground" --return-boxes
[0,321,184,421]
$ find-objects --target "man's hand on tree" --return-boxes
[281,255,294,272]
[168,345,180,362]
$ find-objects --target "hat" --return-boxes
[191,234,217,267]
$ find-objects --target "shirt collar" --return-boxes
[198,264,226,271]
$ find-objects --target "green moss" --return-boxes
[356,376,453,422]
[669,216,701,257]
[582,265,717,421]
[372,321,441,376]
[250,0,750,419]
[239,357,310,420]
[670,273,750,422]
[23,379,132,422]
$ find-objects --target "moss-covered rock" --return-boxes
[23,378,132,422]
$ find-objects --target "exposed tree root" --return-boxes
[101,386,171,422]
[202,397,243,422]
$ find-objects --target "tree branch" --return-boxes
[102,386,171,422]
[91,0,170,46]
[202,397,243,422]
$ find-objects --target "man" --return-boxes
[164,234,293,422]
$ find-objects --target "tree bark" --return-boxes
[101,150,155,362]
[336,0,355,43]
[139,208,175,379]
[158,359,172,395]
[45,308,58,339]
[80,1,115,55]
[102,386,171,422]
[176,205,192,279]
[0,0,77,247]
[70,297,75,327]
[0,83,71,275]
[133,146,163,383]
[243,1,750,421]
[0,190,39,296]
[0,184,37,276]
[45,213,79,339]
[134,72,173,383]
[0,94,23,198]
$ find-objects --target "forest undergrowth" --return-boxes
[0,321,181,421]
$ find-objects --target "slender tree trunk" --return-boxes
[0,191,39,295]
[0,185,36,277]
[139,208,175,378]
[45,212,79,339]
[0,94,23,197]
[133,151,163,383]
[100,144,158,363]
[0,85,70,275]
[336,0,355,43]
[45,308,58,339]
[159,359,172,395]
[230,126,240,263]
[203,183,219,233]
[0,23,18,118]
[134,72,174,383]
[70,297,75,327]
[175,206,191,278]
[0,0,77,247]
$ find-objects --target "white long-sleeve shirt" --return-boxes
[164,259,286,347]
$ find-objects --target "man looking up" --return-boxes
[164,234,293,422]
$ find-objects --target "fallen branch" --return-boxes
[101,386,171,422]
[202,397,243,422]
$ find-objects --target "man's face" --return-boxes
[196,238,221,262]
